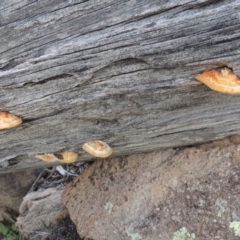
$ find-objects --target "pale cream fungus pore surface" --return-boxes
[88,142,105,151]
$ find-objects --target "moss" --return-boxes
[173,227,195,240]
[229,221,240,237]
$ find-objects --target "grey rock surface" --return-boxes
[62,137,240,240]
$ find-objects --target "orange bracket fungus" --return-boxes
[55,151,79,163]
[195,67,240,94]
[35,153,59,162]
[35,151,78,163]
[82,141,113,158]
[0,112,22,130]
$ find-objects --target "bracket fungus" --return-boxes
[55,151,79,163]
[195,67,240,94]
[0,112,22,130]
[82,141,113,158]
[35,151,78,163]
[35,153,59,162]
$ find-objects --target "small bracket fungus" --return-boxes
[82,141,113,158]
[195,67,240,94]
[35,151,78,163]
[56,151,79,163]
[35,153,59,162]
[0,112,22,130]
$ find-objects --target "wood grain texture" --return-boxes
[1,0,240,173]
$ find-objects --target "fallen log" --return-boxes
[1,0,240,173]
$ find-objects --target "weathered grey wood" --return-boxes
[1,0,240,173]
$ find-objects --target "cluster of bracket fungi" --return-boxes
[35,141,113,163]
[0,111,113,163]
[0,67,239,164]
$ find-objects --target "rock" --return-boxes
[0,170,36,222]
[17,188,68,238]
[62,137,240,240]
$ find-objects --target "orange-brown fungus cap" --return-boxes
[35,151,78,163]
[0,112,22,130]
[195,68,240,94]
[82,141,113,158]
[56,151,78,163]
[35,153,59,162]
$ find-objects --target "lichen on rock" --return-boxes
[173,227,195,240]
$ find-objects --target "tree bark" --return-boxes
[1,0,240,173]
